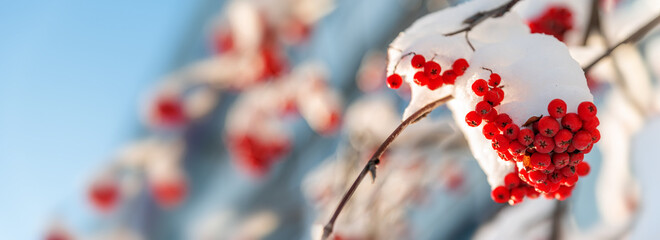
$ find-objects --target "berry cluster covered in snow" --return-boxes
[385,0,599,204]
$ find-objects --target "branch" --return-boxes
[321,95,454,240]
[444,0,522,36]
[549,201,567,240]
[582,13,660,72]
[581,0,602,46]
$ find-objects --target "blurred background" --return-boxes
[1,0,660,239]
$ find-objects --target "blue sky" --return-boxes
[0,0,206,238]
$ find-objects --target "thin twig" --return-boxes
[582,0,601,46]
[444,0,522,36]
[582,13,660,72]
[549,201,567,240]
[465,31,475,51]
[321,95,454,240]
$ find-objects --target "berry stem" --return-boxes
[321,95,454,240]
[393,51,417,72]
[444,0,522,37]
[465,31,475,51]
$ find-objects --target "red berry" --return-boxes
[538,116,560,137]
[561,113,582,132]
[504,173,520,188]
[530,152,551,170]
[494,88,505,103]
[153,95,186,127]
[561,165,576,177]
[475,101,492,117]
[424,61,441,79]
[488,73,501,87]
[536,181,551,193]
[518,128,534,146]
[413,71,429,86]
[554,144,568,153]
[582,117,600,130]
[519,168,530,183]
[442,70,457,84]
[549,180,561,193]
[472,79,488,96]
[386,74,402,89]
[548,171,563,184]
[411,54,426,68]
[547,99,567,118]
[452,58,469,75]
[498,151,514,162]
[529,170,547,183]
[495,114,512,131]
[577,101,597,120]
[576,162,590,176]
[484,89,501,105]
[554,129,573,148]
[563,174,578,186]
[492,134,510,151]
[555,185,573,200]
[89,180,120,212]
[465,111,482,127]
[553,152,570,168]
[482,122,499,140]
[569,152,584,165]
[508,141,526,156]
[529,6,574,42]
[427,77,443,90]
[503,124,519,140]
[589,129,600,143]
[511,187,526,201]
[483,108,498,123]
[542,164,555,174]
[513,154,525,163]
[534,134,555,153]
[152,178,187,209]
[572,130,592,151]
[491,186,510,203]
[526,186,540,198]
[582,143,594,154]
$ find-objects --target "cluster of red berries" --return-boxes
[464,73,598,204]
[229,134,290,176]
[529,5,574,42]
[386,55,470,90]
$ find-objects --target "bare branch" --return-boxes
[549,201,567,240]
[444,0,522,36]
[321,95,454,240]
[582,13,660,72]
[581,0,602,46]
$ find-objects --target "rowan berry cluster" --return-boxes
[528,5,574,42]
[465,72,598,204]
[229,134,291,176]
[386,55,469,90]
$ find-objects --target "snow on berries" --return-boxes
[454,36,598,204]
[382,0,599,206]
